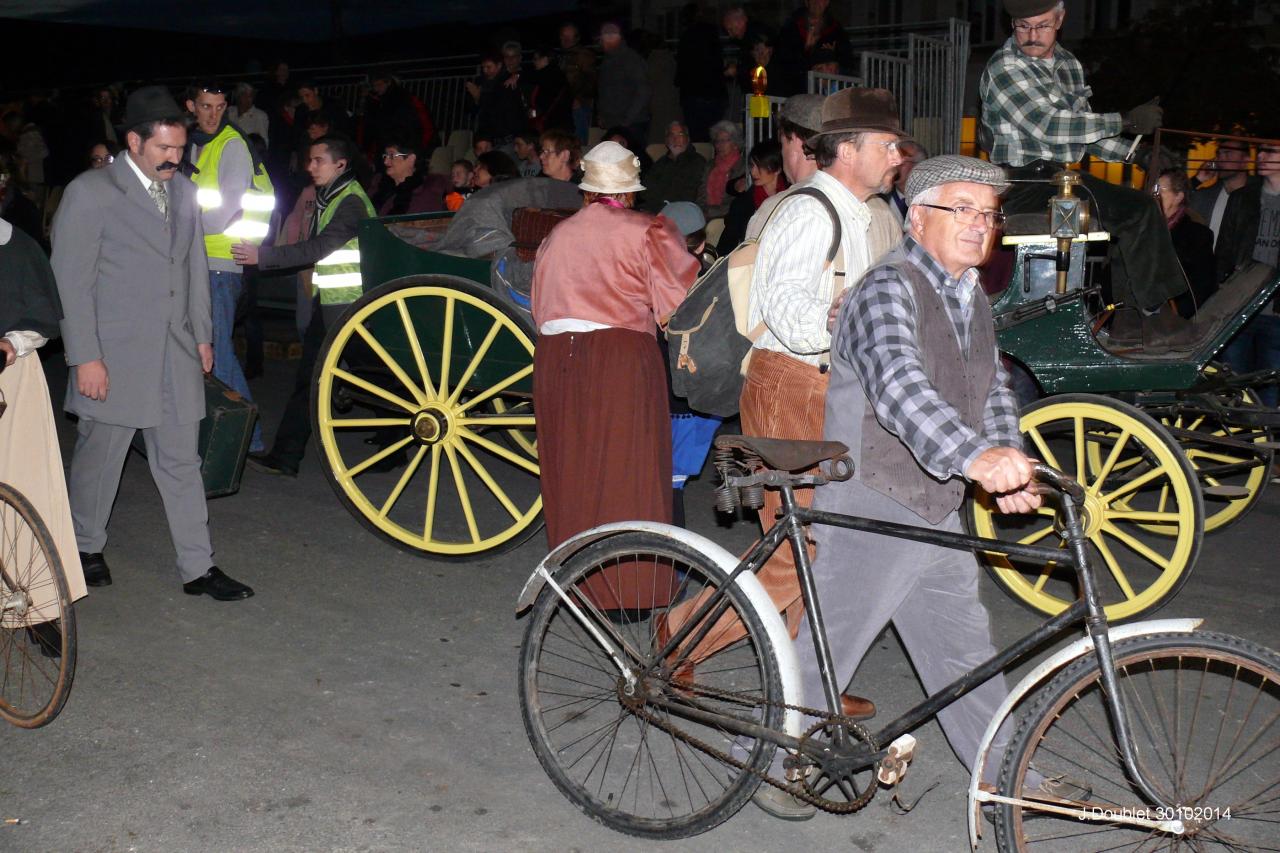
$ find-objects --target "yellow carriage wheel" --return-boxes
[314,276,542,560]
[968,394,1203,623]
[1153,406,1269,534]
[1148,365,1270,534]
[491,397,537,459]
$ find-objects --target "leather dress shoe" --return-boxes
[840,693,876,720]
[183,567,255,601]
[80,551,112,587]
[246,452,298,477]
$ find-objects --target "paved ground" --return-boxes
[3,355,1278,852]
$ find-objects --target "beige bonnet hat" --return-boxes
[578,141,645,194]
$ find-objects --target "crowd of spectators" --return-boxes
[0,3,882,257]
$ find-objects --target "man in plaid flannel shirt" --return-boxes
[979,0,1190,343]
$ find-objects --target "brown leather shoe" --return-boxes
[840,693,876,719]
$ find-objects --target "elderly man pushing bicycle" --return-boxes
[758,155,1084,820]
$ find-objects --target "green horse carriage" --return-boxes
[970,152,1280,623]
[309,142,1279,624]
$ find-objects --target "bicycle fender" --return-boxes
[516,521,805,740]
[966,617,1204,848]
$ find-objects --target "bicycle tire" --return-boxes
[0,481,77,727]
[993,631,1280,852]
[518,531,783,839]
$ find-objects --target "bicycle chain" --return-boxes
[625,675,879,814]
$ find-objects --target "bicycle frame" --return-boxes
[639,469,1179,821]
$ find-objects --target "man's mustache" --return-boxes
[157,161,180,171]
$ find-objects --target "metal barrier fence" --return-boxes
[304,55,480,144]
[137,18,968,154]
[740,21,968,161]
[806,70,863,97]
[321,18,968,152]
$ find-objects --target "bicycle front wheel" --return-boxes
[994,632,1280,852]
[518,531,783,839]
[0,482,77,727]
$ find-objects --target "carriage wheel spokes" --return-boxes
[314,278,542,559]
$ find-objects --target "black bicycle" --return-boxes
[517,435,1280,849]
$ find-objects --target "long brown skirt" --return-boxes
[534,328,677,609]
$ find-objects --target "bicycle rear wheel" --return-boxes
[518,531,783,839]
[994,632,1280,852]
[0,482,77,727]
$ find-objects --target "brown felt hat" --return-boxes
[1003,0,1060,18]
[810,88,908,139]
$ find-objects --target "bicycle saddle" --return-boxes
[714,434,849,472]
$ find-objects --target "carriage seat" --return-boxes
[1178,262,1276,348]
[1105,262,1275,355]
[715,435,849,472]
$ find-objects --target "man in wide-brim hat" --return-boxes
[791,154,1090,820]
[979,0,1191,346]
[706,86,908,820]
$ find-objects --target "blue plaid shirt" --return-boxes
[835,237,1022,480]
[979,38,1132,167]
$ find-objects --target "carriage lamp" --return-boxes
[749,66,771,118]
[1049,171,1091,294]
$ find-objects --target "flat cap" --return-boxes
[779,94,824,133]
[1004,0,1060,18]
[905,155,1010,205]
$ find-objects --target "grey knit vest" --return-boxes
[825,254,996,524]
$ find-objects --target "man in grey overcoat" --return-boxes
[51,85,254,601]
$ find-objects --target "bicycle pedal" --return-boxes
[877,734,917,786]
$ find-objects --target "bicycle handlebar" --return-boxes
[1032,463,1086,502]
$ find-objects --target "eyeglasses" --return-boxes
[916,203,1008,228]
[539,148,559,157]
[90,155,114,164]
[382,151,411,160]
[1012,22,1056,35]
[867,140,901,153]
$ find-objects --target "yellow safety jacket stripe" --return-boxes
[192,125,276,258]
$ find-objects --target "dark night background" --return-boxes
[2,1,1277,136]
[0,0,602,90]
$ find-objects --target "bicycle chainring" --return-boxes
[794,717,879,814]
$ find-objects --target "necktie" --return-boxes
[149,180,169,222]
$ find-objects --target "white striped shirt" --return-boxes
[746,170,873,367]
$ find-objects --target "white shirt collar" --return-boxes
[124,150,156,191]
[806,169,871,224]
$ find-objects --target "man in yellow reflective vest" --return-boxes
[231,134,374,476]
[186,79,275,452]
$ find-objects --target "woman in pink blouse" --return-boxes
[531,141,699,609]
